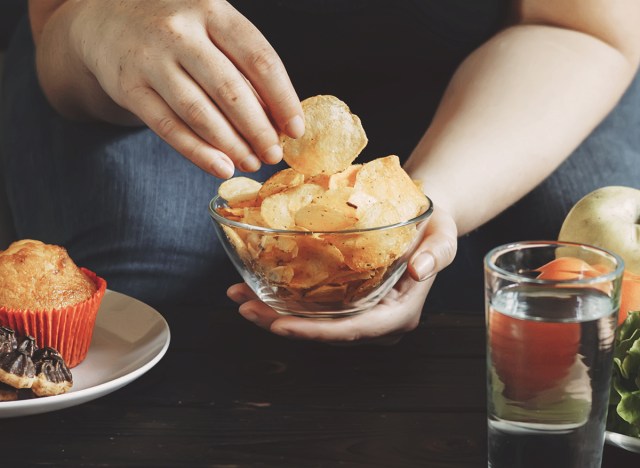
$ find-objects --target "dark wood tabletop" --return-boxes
[2,306,638,467]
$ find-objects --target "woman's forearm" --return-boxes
[405,23,639,236]
[31,0,140,124]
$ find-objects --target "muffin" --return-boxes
[0,240,106,367]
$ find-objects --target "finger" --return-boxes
[408,207,458,282]
[227,283,282,330]
[237,299,282,331]
[178,36,284,165]
[128,85,235,178]
[206,3,304,139]
[227,283,258,304]
[270,276,432,342]
[148,65,262,173]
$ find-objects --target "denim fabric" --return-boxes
[2,8,639,312]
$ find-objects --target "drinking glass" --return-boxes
[484,241,624,468]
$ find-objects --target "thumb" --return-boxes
[408,206,458,282]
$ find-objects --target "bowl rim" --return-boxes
[208,194,433,234]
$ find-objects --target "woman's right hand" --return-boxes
[33,0,304,178]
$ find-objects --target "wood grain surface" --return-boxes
[1,307,636,467]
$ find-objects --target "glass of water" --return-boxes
[484,241,624,468]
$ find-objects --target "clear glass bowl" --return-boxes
[209,195,433,318]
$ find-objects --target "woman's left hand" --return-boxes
[227,206,458,345]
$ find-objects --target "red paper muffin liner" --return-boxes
[0,268,107,368]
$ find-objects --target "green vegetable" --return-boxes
[608,310,640,437]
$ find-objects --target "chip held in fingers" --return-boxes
[281,95,368,176]
[212,95,432,317]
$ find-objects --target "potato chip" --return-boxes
[354,155,428,220]
[294,204,355,231]
[245,233,297,265]
[355,201,404,229]
[222,226,249,261]
[242,207,265,227]
[323,268,375,285]
[274,286,304,301]
[304,173,331,190]
[258,168,305,200]
[267,265,295,285]
[292,186,359,231]
[346,190,378,212]
[218,177,262,206]
[216,207,244,221]
[252,237,299,274]
[262,235,299,256]
[245,232,264,259]
[328,224,416,271]
[282,95,368,176]
[348,266,389,301]
[260,183,324,229]
[329,164,361,189]
[287,237,344,289]
[314,187,357,210]
[303,284,348,303]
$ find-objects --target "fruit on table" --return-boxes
[559,186,640,323]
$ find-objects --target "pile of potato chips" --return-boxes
[215,95,430,306]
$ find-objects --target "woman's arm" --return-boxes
[28,0,304,178]
[28,0,65,44]
[29,1,131,123]
[404,0,640,236]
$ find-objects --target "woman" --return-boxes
[2,0,639,342]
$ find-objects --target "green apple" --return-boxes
[558,186,640,274]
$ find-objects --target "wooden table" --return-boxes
[3,307,637,467]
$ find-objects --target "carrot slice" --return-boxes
[619,271,640,324]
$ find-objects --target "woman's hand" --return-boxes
[31,0,303,178]
[227,207,457,344]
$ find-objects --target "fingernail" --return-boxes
[284,115,305,139]
[239,154,261,172]
[412,251,435,281]
[227,287,248,303]
[240,307,258,322]
[272,327,290,337]
[212,156,235,179]
[262,144,283,164]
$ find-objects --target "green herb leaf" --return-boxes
[608,311,640,438]
[617,391,640,428]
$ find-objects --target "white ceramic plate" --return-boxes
[0,290,170,418]
[605,431,640,453]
